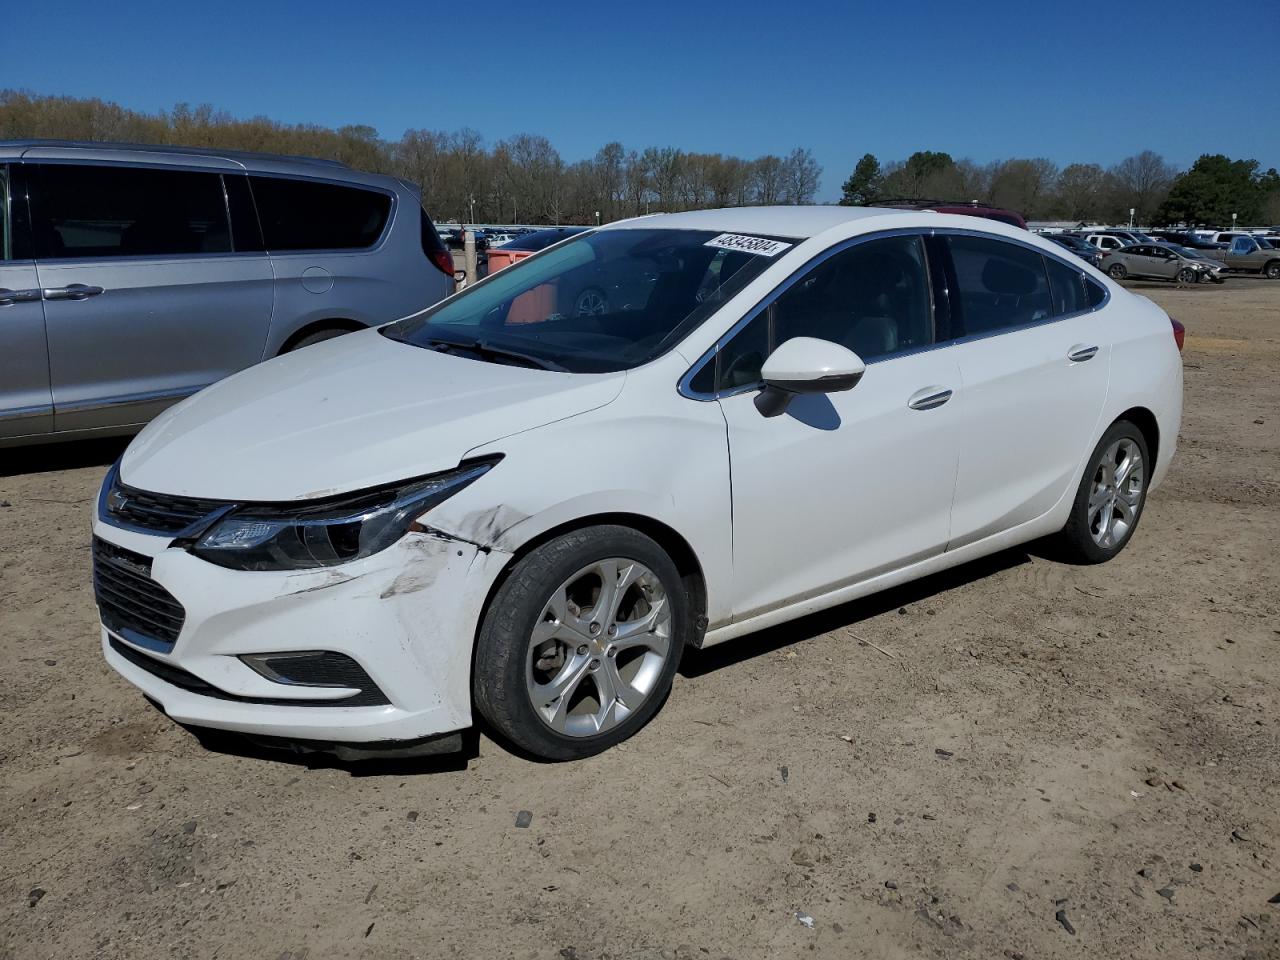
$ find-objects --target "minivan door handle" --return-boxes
[43,284,105,301]
[0,288,43,306]
[907,386,954,411]
[1068,344,1099,362]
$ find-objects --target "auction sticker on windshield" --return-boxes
[704,234,793,257]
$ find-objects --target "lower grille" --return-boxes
[109,637,390,708]
[93,537,186,651]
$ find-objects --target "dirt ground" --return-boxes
[2,279,1278,960]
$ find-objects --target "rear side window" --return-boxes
[944,235,1052,337]
[32,164,231,259]
[1044,255,1088,316]
[249,176,391,251]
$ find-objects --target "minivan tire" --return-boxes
[473,525,688,761]
[1052,421,1150,564]
[285,327,356,352]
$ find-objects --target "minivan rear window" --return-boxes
[249,176,392,251]
[32,164,232,259]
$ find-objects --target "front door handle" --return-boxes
[1068,344,1099,362]
[43,284,105,301]
[0,288,43,306]
[907,386,953,411]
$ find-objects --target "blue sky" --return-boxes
[5,0,1277,200]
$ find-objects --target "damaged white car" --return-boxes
[94,207,1183,761]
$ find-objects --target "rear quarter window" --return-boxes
[249,176,392,251]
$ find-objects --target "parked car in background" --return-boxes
[0,141,455,447]
[485,226,590,272]
[1084,233,1132,253]
[94,206,1183,761]
[1163,245,1228,282]
[870,198,1027,229]
[1048,233,1103,267]
[1147,230,1224,251]
[1203,235,1280,278]
[1093,229,1155,246]
[1208,231,1251,246]
[1101,243,1225,283]
[488,232,517,247]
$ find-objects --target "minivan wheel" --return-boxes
[473,525,688,760]
[1053,421,1150,564]
[285,327,354,352]
[1108,263,1128,280]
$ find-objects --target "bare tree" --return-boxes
[1109,150,1176,225]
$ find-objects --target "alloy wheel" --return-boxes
[1088,437,1145,549]
[524,558,671,737]
[574,288,608,316]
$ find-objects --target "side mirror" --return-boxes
[755,337,866,418]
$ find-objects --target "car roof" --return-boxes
[605,205,954,240]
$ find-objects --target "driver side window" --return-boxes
[710,234,933,392]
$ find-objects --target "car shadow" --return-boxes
[679,547,1031,677]
[0,437,129,479]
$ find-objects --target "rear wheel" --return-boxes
[1108,263,1128,280]
[1052,421,1150,564]
[473,526,688,760]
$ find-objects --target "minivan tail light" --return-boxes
[1170,318,1185,352]
[429,249,455,277]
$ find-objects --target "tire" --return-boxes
[284,327,354,352]
[1265,260,1280,280]
[1175,267,1197,284]
[1107,263,1128,280]
[574,287,608,316]
[1052,421,1151,564]
[473,525,689,760]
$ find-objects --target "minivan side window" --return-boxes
[711,234,932,392]
[944,234,1053,337]
[248,176,392,251]
[32,164,232,259]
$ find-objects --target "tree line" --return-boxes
[0,90,820,224]
[840,149,1280,227]
[3,90,1276,227]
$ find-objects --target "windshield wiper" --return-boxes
[419,336,566,372]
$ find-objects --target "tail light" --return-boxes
[428,249,455,277]
[1170,318,1185,352]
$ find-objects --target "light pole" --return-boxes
[595,210,601,226]
[469,194,475,226]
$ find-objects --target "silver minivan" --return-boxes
[0,140,455,446]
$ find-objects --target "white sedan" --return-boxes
[94,207,1184,761]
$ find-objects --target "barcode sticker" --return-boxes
[703,234,793,257]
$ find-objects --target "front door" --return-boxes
[711,233,962,621]
[28,162,274,432]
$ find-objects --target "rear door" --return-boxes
[939,234,1110,549]
[28,160,274,432]
[0,163,52,439]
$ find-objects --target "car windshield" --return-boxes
[383,228,788,373]
[502,227,590,252]
[1054,235,1087,249]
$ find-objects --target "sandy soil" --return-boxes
[2,280,1277,960]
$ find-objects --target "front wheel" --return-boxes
[473,526,688,760]
[1052,421,1150,564]
[1175,267,1197,284]
[1108,263,1128,280]
[1265,260,1280,280]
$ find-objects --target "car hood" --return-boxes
[121,329,625,501]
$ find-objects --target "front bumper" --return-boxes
[95,518,511,746]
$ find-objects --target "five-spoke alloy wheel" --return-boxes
[474,525,688,760]
[1054,420,1150,563]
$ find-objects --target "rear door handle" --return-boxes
[0,288,43,306]
[43,284,105,301]
[1068,344,1099,362]
[907,386,953,411]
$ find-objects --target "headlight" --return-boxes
[190,457,499,571]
